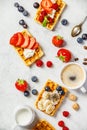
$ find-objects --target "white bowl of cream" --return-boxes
[14,105,35,128]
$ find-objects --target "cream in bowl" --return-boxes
[15,105,35,128]
[60,63,86,91]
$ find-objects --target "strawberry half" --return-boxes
[27,37,36,49]
[10,33,18,46]
[21,33,30,48]
[41,0,53,13]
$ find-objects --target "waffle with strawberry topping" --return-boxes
[34,0,66,30]
[35,79,68,116]
[32,119,55,130]
[9,29,44,66]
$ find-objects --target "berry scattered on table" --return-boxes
[23,10,29,16]
[32,89,38,95]
[62,126,69,130]
[77,37,83,43]
[19,19,25,25]
[23,24,28,29]
[52,35,64,47]
[36,59,43,67]
[18,6,24,12]
[82,33,87,40]
[31,76,38,82]
[19,19,28,28]
[14,2,29,17]
[24,90,30,97]
[63,111,70,117]
[57,48,71,62]
[61,19,68,25]
[45,86,51,92]
[46,61,53,67]
[14,2,19,8]
[15,79,28,92]
[33,2,40,8]
[58,120,64,127]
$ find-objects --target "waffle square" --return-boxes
[32,119,55,130]
[34,0,66,30]
[13,29,44,66]
[35,79,68,116]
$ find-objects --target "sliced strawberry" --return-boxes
[21,33,30,48]
[16,32,25,47]
[10,33,18,46]
[41,0,53,13]
[27,37,36,49]
[32,42,39,50]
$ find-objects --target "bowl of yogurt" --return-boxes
[14,105,35,128]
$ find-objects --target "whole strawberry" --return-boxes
[52,35,64,47]
[15,79,28,92]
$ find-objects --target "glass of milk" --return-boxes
[14,105,35,129]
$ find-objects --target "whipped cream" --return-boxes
[23,49,35,59]
[51,0,57,3]
[48,9,56,18]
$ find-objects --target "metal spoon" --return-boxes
[71,16,87,37]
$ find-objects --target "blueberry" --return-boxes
[14,2,19,8]
[56,86,62,91]
[61,19,68,25]
[24,91,30,97]
[77,37,83,43]
[31,76,38,82]
[23,24,28,28]
[18,6,24,12]
[32,89,38,95]
[19,19,25,25]
[59,90,65,95]
[33,2,39,8]
[82,33,87,40]
[45,86,51,92]
[23,10,29,16]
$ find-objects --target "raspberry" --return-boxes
[39,15,44,22]
[63,111,70,117]
[36,59,43,67]
[58,120,64,127]
[40,10,47,17]
[62,126,69,130]
[52,3,58,10]
[47,17,54,23]
[46,61,53,67]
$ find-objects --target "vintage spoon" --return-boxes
[71,16,87,37]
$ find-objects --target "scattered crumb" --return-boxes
[83,58,87,61]
[83,62,87,65]
[83,46,87,50]
[72,103,80,111]
[74,58,79,61]
[68,93,77,101]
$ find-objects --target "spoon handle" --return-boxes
[80,16,87,25]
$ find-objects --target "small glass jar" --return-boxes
[14,105,35,129]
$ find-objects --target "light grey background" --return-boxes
[0,0,87,130]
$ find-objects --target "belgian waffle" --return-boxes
[32,119,55,130]
[34,0,66,30]
[35,79,68,116]
[13,30,44,66]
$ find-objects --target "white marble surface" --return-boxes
[0,0,87,130]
